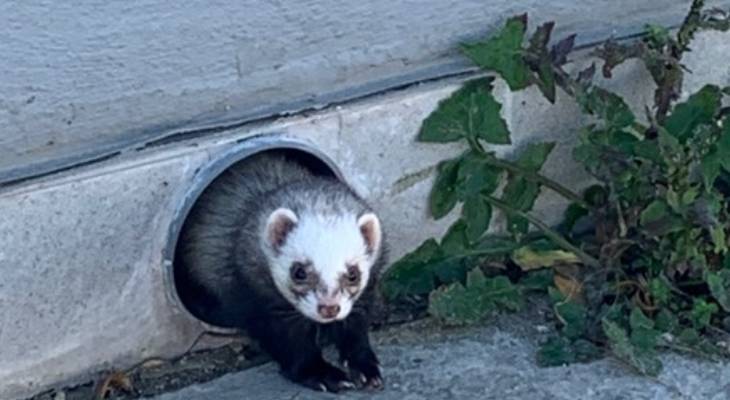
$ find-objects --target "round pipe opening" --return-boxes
[163,135,343,332]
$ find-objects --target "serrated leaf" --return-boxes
[602,319,663,376]
[418,78,511,145]
[629,307,654,330]
[629,308,660,351]
[537,336,600,367]
[556,301,587,339]
[440,219,469,254]
[664,85,721,143]
[528,22,554,54]
[711,226,727,254]
[649,278,671,306]
[639,200,684,236]
[428,282,486,325]
[691,298,719,328]
[429,157,461,219]
[701,147,721,189]
[487,275,524,311]
[502,177,540,235]
[500,142,554,236]
[428,269,522,325]
[462,15,530,90]
[577,63,597,83]
[707,271,730,311]
[380,239,441,299]
[534,61,557,103]
[576,86,636,129]
[456,151,502,199]
[462,195,492,243]
[526,23,558,103]
[654,309,679,333]
[516,142,556,170]
[718,121,730,171]
[550,34,576,66]
[512,246,580,271]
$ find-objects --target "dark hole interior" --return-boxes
[172,148,338,327]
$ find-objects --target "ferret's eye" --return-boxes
[290,262,308,282]
[345,265,360,285]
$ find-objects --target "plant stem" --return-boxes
[484,195,602,268]
[467,136,592,210]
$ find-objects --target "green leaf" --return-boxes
[648,278,671,306]
[511,246,580,270]
[707,271,730,311]
[555,301,587,339]
[428,269,522,325]
[462,195,492,243]
[639,200,684,236]
[428,282,486,325]
[499,142,554,235]
[576,86,635,129]
[440,219,469,254]
[487,275,524,311]
[701,147,722,189]
[516,142,556,171]
[461,15,530,90]
[654,309,679,333]
[602,319,663,376]
[380,239,441,299]
[429,157,461,219]
[537,336,601,367]
[717,120,730,171]
[501,177,540,235]
[456,152,502,198]
[534,61,557,103]
[711,226,728,254]
[520,269,555,291]
[418,78,511,144]
[691,298,719,328]
[664,85,721,143]
[526,22,557,102]
[629,308,660,351]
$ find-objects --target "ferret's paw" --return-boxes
[297,362,354,393]
[346,352,384,391]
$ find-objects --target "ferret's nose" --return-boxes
[317,304,340,319]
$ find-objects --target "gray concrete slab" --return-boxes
[151,318,730,400]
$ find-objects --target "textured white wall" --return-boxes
[1,0,724,184]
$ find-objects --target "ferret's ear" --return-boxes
[265,208,298,252]
[358,212,382,255]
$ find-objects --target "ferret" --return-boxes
[175,152,387,392]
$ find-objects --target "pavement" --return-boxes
[151,311,730,400]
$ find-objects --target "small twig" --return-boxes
[484,195,601,268]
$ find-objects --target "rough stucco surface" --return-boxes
[2,0,730,184]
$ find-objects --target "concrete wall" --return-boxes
[2,0,727,185]
[3,1,730,399]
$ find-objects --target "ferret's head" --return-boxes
[262,207,382,323]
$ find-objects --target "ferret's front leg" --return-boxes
[333,310,383,390]
[246,316,354,392]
